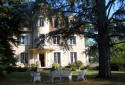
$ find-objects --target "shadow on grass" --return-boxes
[0,83,16,85]
[0,71,125,85]
[110,72,125,83]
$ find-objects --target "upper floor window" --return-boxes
[69,20,74,28]
[70,52,77,64]
[20,53,28,64]
[70,36,76,45]
[40,34,45,43]
[40,17,44,26]
[53,18,59,28]
[19,35,29,45]
[54,52,61,64]
[53,36,60,44]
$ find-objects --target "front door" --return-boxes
[39,54,45,67]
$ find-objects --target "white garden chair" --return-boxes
[30,71,41,83]
[77,69,87,80]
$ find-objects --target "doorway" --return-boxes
[39,54,45,67]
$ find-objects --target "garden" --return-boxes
[0,70,125,85]
[0,61,125,85]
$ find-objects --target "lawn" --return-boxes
[0,70,125,85]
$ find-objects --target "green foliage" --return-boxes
[62,67,71,71]
[110,44,125,71]
[0,0,27,76]
[68,61,83,71]
[68,63,77,71]
[70,66,77,71]
[52,62,61,70]
[38,0,125,78]
[75,60,83,69]
[111,63,120,71]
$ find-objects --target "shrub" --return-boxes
[68,63,77,71]
[6,67,29,72]
[71,66,77,71]
[111,63,120,71]
[80,66,88,70]
[52,63,61,70]
[68,61,83,71]
[30,64,38,71]
[62,67,71,71]
[75,61,83,69]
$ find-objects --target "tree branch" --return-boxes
[106,0,116,10]
[111,41,125,46]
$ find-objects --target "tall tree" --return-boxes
[0,0,27,76]
[34,0,125,79]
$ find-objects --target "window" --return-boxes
[53,36,60,44]
[40,34,45,43]
[20,53,28,64]
[70,52,77,64]
[19,35,29,45]
[53,18,58,28]
[69,20,74,28]
[54,52,61,64]
[70,36,76,45]
[40,18,44,26]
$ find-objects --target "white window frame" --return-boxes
[19,35,29,45]
[70,52,77,64]
[53,36,60,44]
[53,18,59,28]
[54,52,61,64]
[40,34,45,43]
[69,20,74,28]
[40,17,44,27]
[69,36,76,45]
[20,53,28,64]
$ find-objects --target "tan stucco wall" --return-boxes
[13,17,89,68]
[45,35,89,67]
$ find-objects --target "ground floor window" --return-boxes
[20,53,28,64]
[70,52,77,64]
[54,52,61,64]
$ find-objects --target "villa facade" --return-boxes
[12,16,89,68]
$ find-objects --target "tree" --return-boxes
[110,43,125,70]
[0,0,27,76]
[34,0,125,79]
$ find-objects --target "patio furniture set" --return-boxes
[30,69,87,83]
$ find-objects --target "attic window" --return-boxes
[53,18,59,28]
[40,34,45,43]
[69,20,74,28]
[40,17,44,26]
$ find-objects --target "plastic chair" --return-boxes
[30,71,41,83]
[77,69,87,80]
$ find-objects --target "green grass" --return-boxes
[0,83,16,85]
[1,70,125,85]
[72,70,98,75]
[3,70,125,79]
[86,70,98,75]
[4,72,30,79]
[112,71,125,74]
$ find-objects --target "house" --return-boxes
[12,15,89,68]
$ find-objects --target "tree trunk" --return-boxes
[96,0,111,79]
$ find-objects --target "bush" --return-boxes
[80,66,88,70]
[75,61,83,69]
[84,65,98,70]
[29,64,38,72]
[52,63,61,70]
[62,67,71,71]
[6,67,29,72]
[68,61,83,71]
[111,63,120,71]
[68,63,77,71]
[71,66,77,71]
